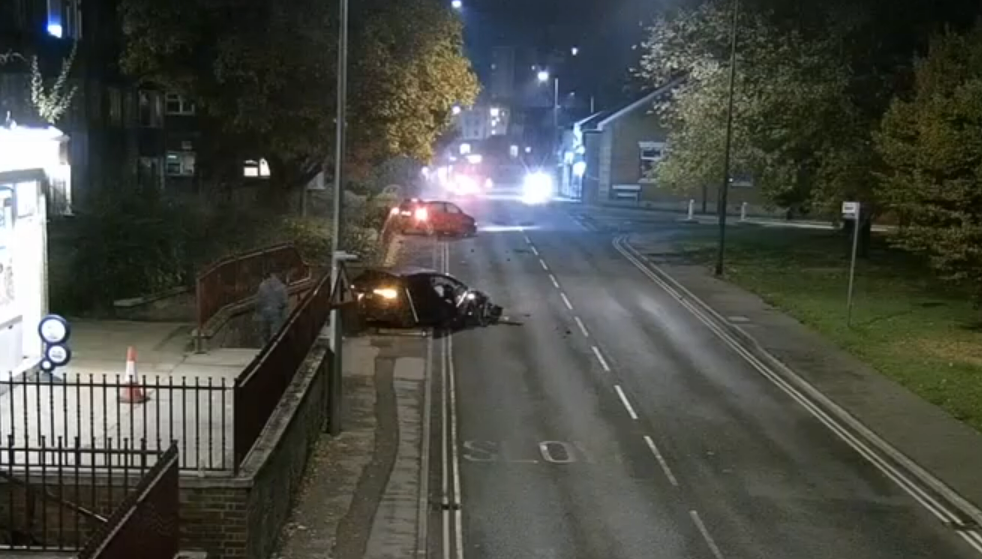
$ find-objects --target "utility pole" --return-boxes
[714,0,739,278]
[328,0,349,436]
[553,77,560,164]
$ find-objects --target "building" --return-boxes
[455,103,511,141]
[0,0,168,207]
[489,46,516,102]
[563,79,765,212]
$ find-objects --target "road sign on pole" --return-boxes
[843,201,861,326]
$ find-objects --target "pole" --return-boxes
[328,0,349,436]
[590,95,595,113]
[846,206,860,327]
[714,0,739,278]
[553,78,560,164]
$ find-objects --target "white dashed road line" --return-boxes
[614,385,639,420]
[531,245,540,256]
[574,316,590,338]
[591,345,610,372]
[560,293,573,310]
[539,258,549,271]
[690,510,725,559]
[643,435,679,487]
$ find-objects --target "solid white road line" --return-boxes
[531,245,540,256]
[560,293,573,310]
[549,274,560,289]
[690,510,725,559]
[590,345,610,372]
[643,435,679,487]
[416,336,433,558]
[448,335,464,559]
[539,258,549,271]
[613,237,982,554]
[614,385,639,420]
[575,316,590,338]
[441,337,451,559]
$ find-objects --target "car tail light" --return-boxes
[415,207,428,221]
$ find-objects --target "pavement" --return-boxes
[422,195,982,558]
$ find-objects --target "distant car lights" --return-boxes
[522,171,554,205]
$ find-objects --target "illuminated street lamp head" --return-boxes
[571,46,579,56]
[537,70,550,83]
[451,105,462,115]
[451,0,462,9]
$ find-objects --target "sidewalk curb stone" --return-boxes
[619,234,982,530]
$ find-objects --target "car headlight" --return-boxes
[523,172,553,203]
[372,288,399,300]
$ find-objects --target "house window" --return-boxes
[139,91,163,127]
[165,151,195,176]
[639,141,665,182]
[243,159,271,178]
[165,93,195,116]
[108,88,122,125]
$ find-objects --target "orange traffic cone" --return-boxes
[120,346,149,404]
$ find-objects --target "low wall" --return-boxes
[113,287,197,322]
[0,338,332,559]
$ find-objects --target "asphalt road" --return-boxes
[427,195,978,559]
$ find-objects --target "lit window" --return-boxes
[243,158,271,178]
[165,151,195,176]
[165,93,195,116]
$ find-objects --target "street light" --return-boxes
[571,46,579,56]
[452,105,462,115]
[537,70,550,83]
[451,0,462,9]
[537,70,559,163]
[715,0,739,278]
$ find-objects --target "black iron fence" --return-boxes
[78,444,180,559]
[0,439,175,553]
[233,267,335,469]
[0,375,232,473]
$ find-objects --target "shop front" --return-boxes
[0,123,69,380]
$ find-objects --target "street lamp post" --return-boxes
[328,0,349,435]
[714,0,739,278]
[537,70,560,165]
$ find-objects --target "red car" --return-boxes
[389,199,477,236]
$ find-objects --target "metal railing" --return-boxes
[0,439,172,553]
[195,243,311,335]
[0,375,232,473]
[233,267,336,470]
[78,444,179,559]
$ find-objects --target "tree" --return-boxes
[118,0,478,192]
[875,25,982,302]
[636,2,871,218]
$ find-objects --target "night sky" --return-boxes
[459,0,672,108]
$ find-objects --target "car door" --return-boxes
[426,202,449,233]
[443,202,467,233]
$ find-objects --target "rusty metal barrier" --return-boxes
[195,243,311,340]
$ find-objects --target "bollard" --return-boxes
[740,202,747,222]
[687,199,695,221]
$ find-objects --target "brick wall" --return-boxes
[0,339,332,559]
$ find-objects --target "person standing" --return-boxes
[255,270,289,344]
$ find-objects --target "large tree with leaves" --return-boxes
[876,25,982,302]
[118,0,477,191]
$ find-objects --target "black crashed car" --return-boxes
[350,267,502,329]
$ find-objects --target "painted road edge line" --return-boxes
[549,274,560,289]
[613,235,982,552]
[690,510,725,559]
[575,316,590,338]
[560,292,574,310]
[591,345,610,372]
[614,385,638,420]
[643,435,679,487]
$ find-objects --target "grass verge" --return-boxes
[676,225,982,432]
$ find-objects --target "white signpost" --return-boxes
[842,201,861,326]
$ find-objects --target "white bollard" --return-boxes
[687,199,695,221]
[740,202,747,222]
